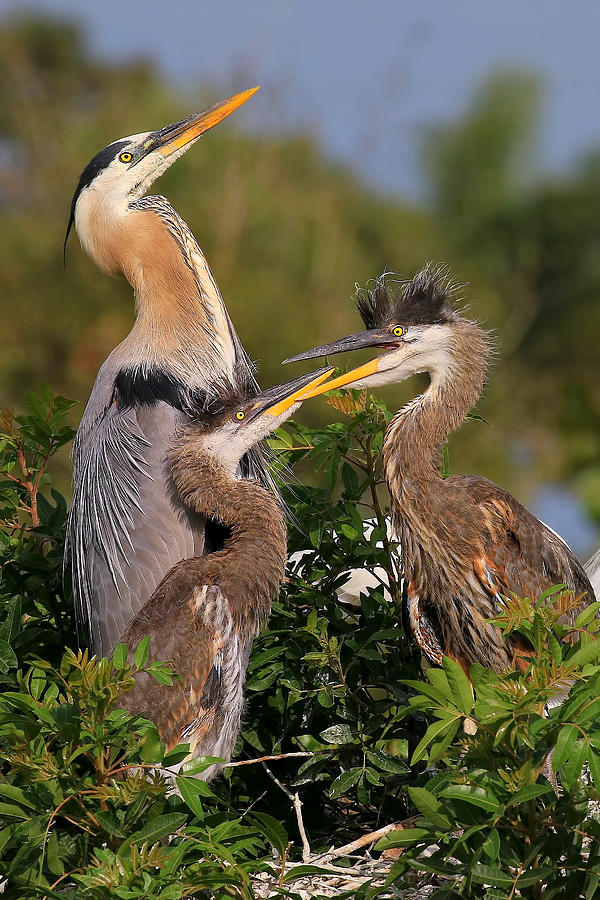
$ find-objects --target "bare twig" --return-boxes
[224,751,314,769]
[261,762,312,862]
[314,820,405,864]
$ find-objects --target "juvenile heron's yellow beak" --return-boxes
[262,368,336,417]
[293,358,382,400]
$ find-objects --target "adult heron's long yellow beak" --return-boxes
[141,87,260,161]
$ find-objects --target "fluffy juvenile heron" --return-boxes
[64,89,263,656]
[120,367,333,779]
[284,265,595,673]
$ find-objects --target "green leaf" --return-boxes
[441,783,502,813]
[319,724,355,744]
[0,782,37,812]
[159,745,192,768]
[408,786,451,828]
[375,827,431,849]
[573,601,600,628]
[482,827,500,862]
[46,829,64,877]
[442,656,474,715]
[567,639,600,668]
[364,749,408,774]
[179,756,223,776]
[283,864,342,884]
[507,783,553,805]
[0,802,30,820]
[112,642,128,669]
[562,738,587,791]
[552,724,578,771]
[140,728,163,763]
[251,812,288,857]
[588,750,600,792]
[411,714,460,765]
[176,776,208,819]
[0,639,17,673]
[470,865,515,887]
[134,635,151,668]
[329,768,362,798]
[125,813,187,850]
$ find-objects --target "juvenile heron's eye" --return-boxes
[392,326,404,337]
[235,411,245,421]
[119,151,133,163]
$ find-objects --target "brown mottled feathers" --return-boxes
[452,474,592,618]
[376,265,595,674]
[119,444,287,759]
[120,563,221,750]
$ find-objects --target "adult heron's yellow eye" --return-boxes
[119,152,133,163]
[392,326,404,337]
[235,411,245,420]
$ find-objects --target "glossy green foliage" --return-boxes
[1,388,600,898]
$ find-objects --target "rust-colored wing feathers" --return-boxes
[458,476,592,617]
[408,474,594,673]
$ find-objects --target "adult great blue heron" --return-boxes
[65,89,263,656]
[285,265,595,673]
[121,367,333,779]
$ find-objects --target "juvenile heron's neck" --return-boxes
[383,322,488,492]
[169,444,287,631]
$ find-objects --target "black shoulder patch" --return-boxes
[64,140,130,260]
[114,366,209,414]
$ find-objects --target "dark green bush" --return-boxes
[1,388,600,898]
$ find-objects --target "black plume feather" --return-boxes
[356,263,460,329]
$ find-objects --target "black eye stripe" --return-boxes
[64,139,131,257]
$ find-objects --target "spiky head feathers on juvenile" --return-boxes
[356,264,461,331]
[282,263,483,397]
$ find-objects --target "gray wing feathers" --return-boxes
[67,395,205,656]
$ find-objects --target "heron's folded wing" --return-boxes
[452,475,594,622]
[120,568,224,750]
[68,392,205,657]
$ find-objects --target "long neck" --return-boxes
[169,443,287,632]
[80,191,253,391]
[383,322,488,494]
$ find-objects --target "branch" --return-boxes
[224,751,314,769]
[313,820,405,864]
[261,762,312,863]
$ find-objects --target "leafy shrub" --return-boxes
[1,387,600,898]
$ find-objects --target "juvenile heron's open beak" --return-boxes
[251,367,335,419]
[282,328,398,399]
[137,87,259,163]
[297,359,382,399]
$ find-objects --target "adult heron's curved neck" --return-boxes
[119,197,236,375]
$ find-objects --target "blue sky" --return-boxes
[2,0,600,198]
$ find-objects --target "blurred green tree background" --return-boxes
[0,16,599,540]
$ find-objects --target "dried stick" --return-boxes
[261,762,312,863]
[224,751,314,769]
[314,820,405,864]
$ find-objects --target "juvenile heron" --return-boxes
[285,265,595,673]
[64,89,263,656]
[120,367,333,779]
